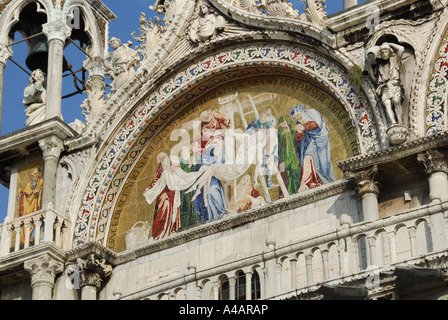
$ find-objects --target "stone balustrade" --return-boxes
[0,207,70,257]
[116,200,448,300]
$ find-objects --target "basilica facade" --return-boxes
[0,0,448,301]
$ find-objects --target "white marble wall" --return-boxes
[91,190,362,300]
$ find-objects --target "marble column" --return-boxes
[42,20,71,120]
[185,262,198,300]
[24,254,64,300]
[38,136,64,209]
[245,272,252,300]
[289,258,297,291]
[264,239,277,298]
[418,148,448,203]
[67,254,113,300]
[417,148,448,251]
[305,254,313,286]
[345,165,380,222]
[82,57,106,122]
[228,276,236,300]
[0,44,12,135]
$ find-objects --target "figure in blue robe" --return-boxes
[192,111,230,223]
[288,105,335,192]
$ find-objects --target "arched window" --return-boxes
[235,271,246,300]
[251,271,261,300]
[219,278,230,300]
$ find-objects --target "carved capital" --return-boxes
[68,254,113,289]
[345,165,379,196]
[42,20,72,43]
[38,136,65,159]
[0,43,12,65]
[83,56,106,78]
[417,148,448,176]
[24,254,64,289]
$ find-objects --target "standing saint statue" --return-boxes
[365,42,405,126]
[105,37,140,95]
[23,69,46,127]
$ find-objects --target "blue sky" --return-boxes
[0,0,367,221]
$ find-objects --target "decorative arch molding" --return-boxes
[0,0,55,46]
[207,0,334,47]
[61,0,106,57]
[70,41,385,248]
[425,8,448,136]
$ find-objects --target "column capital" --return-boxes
[83,56,106,78]
[42,20,72,43]
[68,253,113,290]
[0,43,12,65]
[39,135,65,159]
[24,254,64,289]
[345,165,379,196]
[417,148,448,176]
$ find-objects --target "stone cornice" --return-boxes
[208,0,335,47]
[0,242,66,273]
[0,117,78,157]
[337,131,448,173]
[65,241,118,266]
[326,0,421,33]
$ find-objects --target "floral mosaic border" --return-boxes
[427,31,448,135]
[73,43,381,247]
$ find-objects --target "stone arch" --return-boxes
[311,247,324,284]
[326,242,340,279]
[395,224,412,261]
[295,252,307,288]
[70,41,385,248]
[374,228,391,266]
[415,218,433,255]
[61,0,106,57]
[279,256,291,293]
[0,0,54,46]
[200,279,215,300]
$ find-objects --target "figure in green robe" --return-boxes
[178,149,201,231]
[278,115,302,197]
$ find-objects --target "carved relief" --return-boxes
[417,148,448,176]
[189,2,226,43]
[258,0,300,18]
[67,254,113,290]
[345,165,379,196]
[105,37,141,96]
[302,0,326,28]
[131,13,165,61]
[81,77,106,123]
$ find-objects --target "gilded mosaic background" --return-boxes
[107,76,358,252]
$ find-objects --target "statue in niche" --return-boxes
[189,3,226,44]
[105,37,140,95]
[365,42,408,145]
[23,69,46,127]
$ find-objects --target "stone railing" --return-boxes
[117,199,448,300]
[0,206,71,257]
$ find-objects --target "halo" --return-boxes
[27,166,43,181]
